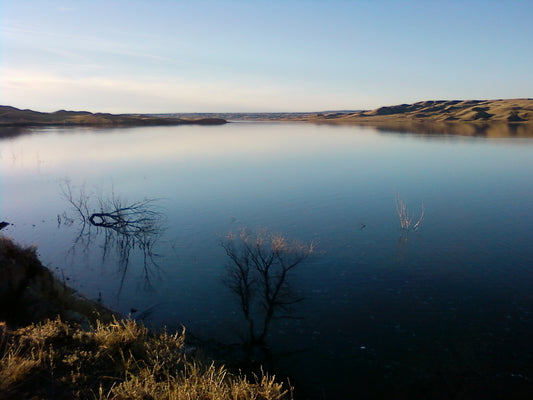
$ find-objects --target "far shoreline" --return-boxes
[0,105,227,128]
[2,99,533,137]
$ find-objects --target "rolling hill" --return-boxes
[310,99,533,124]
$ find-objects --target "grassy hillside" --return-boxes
[310,99,533,124]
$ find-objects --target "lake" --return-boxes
[1,122,532,399]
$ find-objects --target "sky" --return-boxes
[1,0,532,113]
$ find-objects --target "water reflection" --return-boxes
[367,121,533,137]
[308,120,533,138]
[3,121,533,142]
[0,127,33,139]
[60,181,165,295]
[221,228,313,362]
[2,122,532,399]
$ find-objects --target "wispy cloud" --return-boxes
[1,24,89,40]
[57,6,76,12]
[1,22,176,66]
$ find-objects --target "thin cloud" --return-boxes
[2,22,175,65]
[57,6,76,12]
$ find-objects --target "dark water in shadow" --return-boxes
[1,122,532,399]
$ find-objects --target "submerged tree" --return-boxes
[221,228,314,352]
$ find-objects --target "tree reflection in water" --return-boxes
[221,228,314,361]
[59,180,165,295]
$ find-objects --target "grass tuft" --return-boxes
[0,318,291,400]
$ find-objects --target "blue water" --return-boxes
[1,122,532,399]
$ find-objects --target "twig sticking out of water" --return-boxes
[395,193,425,231]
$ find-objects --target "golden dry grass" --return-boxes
[0,317,291,400]
[345,99,532,122]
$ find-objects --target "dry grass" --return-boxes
[323,99,533,123]
[0,318,291,400]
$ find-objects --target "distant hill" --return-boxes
[308,99,533,124]
[0,106,227,127]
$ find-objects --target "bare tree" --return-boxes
[221,228,314,351]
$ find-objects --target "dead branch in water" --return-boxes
[88,199,161,236]
[395,193,425,231]
[60,180,165,294]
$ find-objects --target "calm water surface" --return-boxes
[1,122,532,399]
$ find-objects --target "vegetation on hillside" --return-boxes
[0,318,290,400]
[311,99,533,124]
[307,99,533,136]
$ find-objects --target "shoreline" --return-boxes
[0,235,118,328]
[2,100,533,135]
[0,118,228,128]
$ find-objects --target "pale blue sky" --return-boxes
[1,0,532,113]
